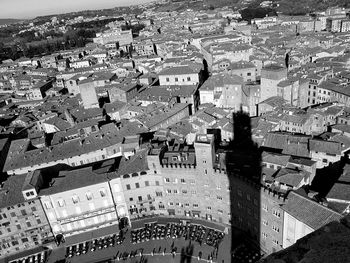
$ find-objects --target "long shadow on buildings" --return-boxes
[225,109,262,261]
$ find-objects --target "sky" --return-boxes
[0,0,155,19]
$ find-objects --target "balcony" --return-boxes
[61,218,118,234]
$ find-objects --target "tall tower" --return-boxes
[194,134,215,172]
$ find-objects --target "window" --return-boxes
[129,197,133,202]
[156,191,163,197]
[58,199,65,207]
[207,206,212,210]
[36,218,41,224]
[100,189,106,197]
[262,233,268,239]
[10,212,16,217]
[182,189,188,194]
[217,196,223,200]
[16,224,21,230]
[20,210,27,216]
[44,202,52,209]
[166,77,169,82]
[262,219,268,226]
[72,195,79,204]
[247,72,251,76]
[218,209,223,214]
[187,77,191,81]
[174,189,178,194]
[262,203,268,212]
[86,192,92,201]
[165,178,170,183]
[193,204,199,208]
[175,77,178,82]
[135,183,140,189]
[126,184,131,190]
[166,189,172,194]
[190,179,195,185]
[272,225,280,233]
[273,209,281,218]
[155,181,160,186]
[26,221,31,227]
[145,181,149,187]
[11,240,19,246]
[138,196,142,201]
[180,179,185,184]
[31,206,37,212]
[273,239,279,245]
[185,203,190,207]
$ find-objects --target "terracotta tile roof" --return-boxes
[39,167,108,195]
[282,191,342,230]
[0,174,28,208]
[309,139,341,155]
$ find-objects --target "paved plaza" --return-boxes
[46,217,241,263]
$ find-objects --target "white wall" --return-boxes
[282,212,313,249]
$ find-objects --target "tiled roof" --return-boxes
[39,167,108,195]
[327,183,350,201]
[43,116,71,131]
[282,191,342,230]
[111,150,149,178]
[332,124,350,134]
[259,96,288,108]
[274,168,306,187]
[200,73,243,91]
[282,137,310,158]
[262,132,289,150]
[3,122,140,172]
[104,101,127,113]
[262,152,291,166]
[0,174,27,208]
[309,139,341,155]
[158,64,201,76]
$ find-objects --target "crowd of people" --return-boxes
[65,232,125,258]
[131,222,225,248]
[62,221,226,262]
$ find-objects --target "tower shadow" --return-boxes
[225,109,262,262]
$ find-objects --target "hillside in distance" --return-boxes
[0,19,22,25]
[274,0,350,15]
